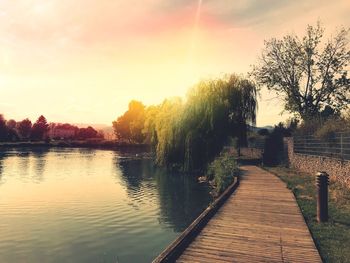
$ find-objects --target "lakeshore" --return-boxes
[0,140,151,152]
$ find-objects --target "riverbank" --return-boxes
[0,140,151,151]
[264,166,350,263]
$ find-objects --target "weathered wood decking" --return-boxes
[158,165,322,263]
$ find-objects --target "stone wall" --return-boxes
[284,137,350,188]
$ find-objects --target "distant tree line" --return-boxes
[0,114,102,142]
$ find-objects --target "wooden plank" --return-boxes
[152,176,240,263]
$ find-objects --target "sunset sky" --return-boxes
[1,0,349,126]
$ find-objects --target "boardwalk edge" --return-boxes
[152,174,240,263]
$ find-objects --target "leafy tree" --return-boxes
[142,105,161,146]
[6,119,16,130]
[153,97,184,168]
[6,119,19,141]
[113,100,146,143]
[17,118,32,140]
[252,23,350,120]
[77,126,98,139]
[113,75,257,172]
[0,114,8,141]
[154,74,257,171]
[31,115,49,141]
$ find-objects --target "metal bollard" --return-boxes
[316,171,329,223]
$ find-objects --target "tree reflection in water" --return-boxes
[0,152,5,185]
[117,156,212,232]
[30,147,50,183]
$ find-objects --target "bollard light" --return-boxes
[316,171,329,223]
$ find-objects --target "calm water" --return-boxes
[0,148,211,263]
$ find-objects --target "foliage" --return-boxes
[50,123,100,140]
[153,97,184,169]
[77,126,98,139]
[207,152,239,194]
[113,100,146,143]
[6,119,16,130]
[6,122,19,141]
[0,115,102,142]
[295,117,321,136]
[286,117,299,132]
[263,122,294,166]
[258,128,269,136]
[295,115,350,140]
[142,105,161,146]
[111,75,257,171]
[30,115,49,141]
[252,22,350,120]
[266,166,350,263]
[227,136,239,147]
[314,117,349,140]
[152,74,258,172]
[0,114,7,141]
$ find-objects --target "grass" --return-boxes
[265,166,350,263]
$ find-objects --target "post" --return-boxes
[316,171,329,223]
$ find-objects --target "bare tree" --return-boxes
[251,23,350,120]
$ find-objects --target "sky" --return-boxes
[0,0,349,126]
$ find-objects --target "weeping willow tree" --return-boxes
[149,74,258,172]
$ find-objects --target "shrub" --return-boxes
[263,122,291,166]
[294,118,321,136]
[258,128,269,136]
[263,129,284,166]
[207,152,239,194]
[294,115,350,138]
[314,118,350,140]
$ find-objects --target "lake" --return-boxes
[0,148,211,263]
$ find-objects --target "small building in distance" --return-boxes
[49,123,78,140]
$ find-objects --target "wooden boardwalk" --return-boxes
[176,165,322,263]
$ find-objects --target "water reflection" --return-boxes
[118,158,153,192]
[31,147,50,183]
[118,157,211,232]
[17,153,30,183]
[77,148,97,159]
[154,168,211,232]
[0,153,5,185]
[0,148,211,263]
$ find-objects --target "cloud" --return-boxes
[0,0,201,70]
[0,0,193,47]
[202,0,349,29]
[1,0,347,57]
[154,0,293,27]
[0,0,348,125]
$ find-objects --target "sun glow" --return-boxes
[0,0,348,126]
